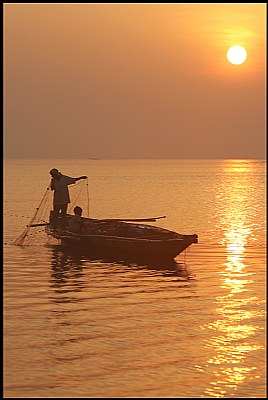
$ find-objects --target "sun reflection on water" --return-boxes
[196,161,265,398]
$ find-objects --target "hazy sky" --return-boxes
[4,3,266,159]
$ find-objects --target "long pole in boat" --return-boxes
[97,216,166,222]
[28,215,167,227]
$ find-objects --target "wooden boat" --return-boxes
[44,215,198,261]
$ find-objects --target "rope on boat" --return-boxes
[13,185,51,246]
[68,179,87,215]
[86,178,90,218]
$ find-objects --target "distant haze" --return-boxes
[4,3,266,159]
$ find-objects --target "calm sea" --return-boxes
[3,159,266,398]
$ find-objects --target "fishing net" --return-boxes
[13,178,89,246]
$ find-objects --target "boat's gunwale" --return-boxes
[54,232,189,242]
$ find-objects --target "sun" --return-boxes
[227,46,247,65]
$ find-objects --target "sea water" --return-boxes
[3,159,266,398]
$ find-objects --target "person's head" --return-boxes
[74,206,83,216]
[50,168,61,179]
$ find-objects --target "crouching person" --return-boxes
[67,206,84,234]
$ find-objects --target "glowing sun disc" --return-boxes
[227,46,247,65]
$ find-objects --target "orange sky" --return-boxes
[4,3,266,159]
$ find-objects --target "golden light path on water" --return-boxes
[196,161,265,398]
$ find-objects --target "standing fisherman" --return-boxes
[49,168,87,226]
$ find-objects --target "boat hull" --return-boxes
[47,218,198,261]
[56,232,198,261]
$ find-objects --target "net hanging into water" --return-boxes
[13,178,89,246]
